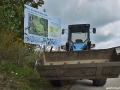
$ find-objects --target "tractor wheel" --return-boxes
[93,78,107,86]
[51,80,63,87]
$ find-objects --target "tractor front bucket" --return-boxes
[43,48,118,64]
[36,47,120,80]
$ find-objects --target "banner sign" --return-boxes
[24,5,61,46]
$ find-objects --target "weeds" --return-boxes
[0,30,56,90]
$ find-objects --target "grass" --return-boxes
[0,60,58,90]
[0,44,58,90]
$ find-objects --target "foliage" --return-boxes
[0,61,56,90]
[0,29,55,90]
[0,0,44,39]
[0,29,36,63]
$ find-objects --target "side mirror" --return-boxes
[62,29,64,34]
[93,28,96,34]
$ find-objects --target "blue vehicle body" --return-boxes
[67,24,91,51]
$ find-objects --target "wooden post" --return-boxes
[43,45,45,52]
[50,46,53,52]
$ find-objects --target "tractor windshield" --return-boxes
[69,26,88,43]
[71,32,88,43]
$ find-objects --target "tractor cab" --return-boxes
[62,24,96,51]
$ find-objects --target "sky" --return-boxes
[38,0,120,49]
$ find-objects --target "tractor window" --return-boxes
[71,32,88,43]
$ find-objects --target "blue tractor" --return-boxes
[36,24,120,87]
[62,24,96,51]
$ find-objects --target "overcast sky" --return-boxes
[38,0,120,49]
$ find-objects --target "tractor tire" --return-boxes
[51,80,63,87]
[93,78,107,86]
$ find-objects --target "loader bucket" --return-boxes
[42,48,118,65]
[36,48,120,80]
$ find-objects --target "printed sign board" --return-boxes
[24,5,61,46]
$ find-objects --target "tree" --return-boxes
[0,0,44,39]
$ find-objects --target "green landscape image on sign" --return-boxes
[28,14,48,37]
[50,26,60,38]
